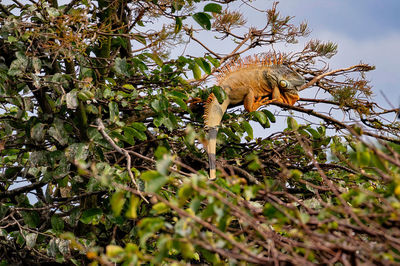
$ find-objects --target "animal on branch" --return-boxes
[204,53,305,180]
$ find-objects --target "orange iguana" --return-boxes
[204,53,305,180]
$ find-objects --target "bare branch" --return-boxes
[299,64,374,91]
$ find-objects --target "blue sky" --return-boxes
[179,0,400,134]
[251,0,400,110]
[279,0,400,39]
[179,1,400,113]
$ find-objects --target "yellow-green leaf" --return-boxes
[111,191,126,217]
[125,195,140,219]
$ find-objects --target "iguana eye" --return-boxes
[279,80,288,88]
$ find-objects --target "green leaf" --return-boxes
[8,55,28,76]
[252,111,270,128]
[156,155,172,176]
[306,128,320,139]
[65,143,89,161]
[26,233,38,249]
[155,146,168,160]
[7,36,18,43]
[66,90,79,109]
[170,96,188,111]
[162,114,178,131]
[48,118,68,146]
[174,16,183,33]
[133,34,147,45]
[152,202,169,214]
[138,217,165,247]
[299,211,310,224]
[51,215,65,232]
[242,121,253,140]
[106,245,125,258]
[262,109,276,123]
[205,55,220,67]
[180,240,197,260]
[220,128,240,142]
[77,89,94,101]
[109,101,119,123]
[47,238,58,257]
[114,57,130,76]
[122,84,135,90]
[125,194,140,219]
[32,57,42,73]
[131,122,147,132]
[151,97,169,113]
[191,63,202,80]
[178,184,193,206]
[204,3,222,13]
[80,208,103,224]
[358,151,371,166]
[149,53,163,66]
[167,90,188,101]
[124,126,147,141]
[21,211,40,228]
[212,86,226,104]
[111,191,126,217]
[141,170,167,193]
[192,12,211,30]
[31,123,46,142]
[194,58,211,74]
[263,203,285,219]
[287,117,299,130]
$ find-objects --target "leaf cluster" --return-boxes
[0,1,399,265]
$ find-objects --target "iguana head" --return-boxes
[263,65,305,105]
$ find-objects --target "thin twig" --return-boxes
[299,64,373,91]
[272,101,400,145]
[96,118,148,203]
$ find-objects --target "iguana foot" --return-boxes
[251,97,276,111]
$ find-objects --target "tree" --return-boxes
[0,0,399,265]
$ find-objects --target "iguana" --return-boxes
[204,53,305,180]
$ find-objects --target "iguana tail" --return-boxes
[204,93,230,180]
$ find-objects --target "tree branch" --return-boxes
[271,102,400,145]
[0,181,46,200]
[96,118,148,203]
[299,64,374,91]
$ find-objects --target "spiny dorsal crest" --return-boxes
[203,92,218,127]
[215,52,285,83]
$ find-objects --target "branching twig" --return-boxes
[116,183,272,264]
[96,118,148,203]
[299,64,373,91]
[271,101,400,145]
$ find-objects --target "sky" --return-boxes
[244,0,400,111]
[180,0,400,135]
[276,0,400,107]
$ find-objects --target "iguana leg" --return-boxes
[244,91,275,112]
[253,97,275,110]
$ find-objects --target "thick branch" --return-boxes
[0,181,46,200]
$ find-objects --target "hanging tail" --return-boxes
[204,93,230,180]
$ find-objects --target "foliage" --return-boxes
[0,0,399,265]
